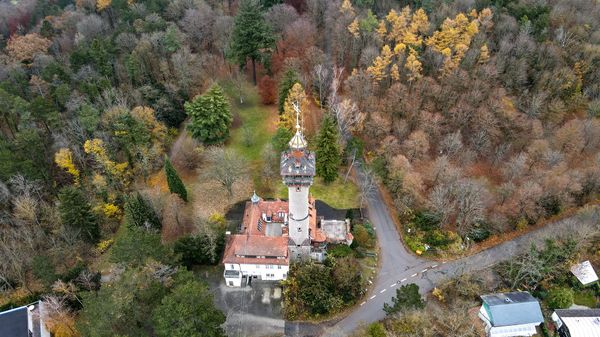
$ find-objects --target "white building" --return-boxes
[552,309,600,337]
[478,292,544,337]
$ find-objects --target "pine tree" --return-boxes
[316,114,341,183]
[58,186,99,242]
[278,68,299,114]
[185,84,232,145]
[229,0,275,85]
[125,192,161,230]
[164,157,188,202]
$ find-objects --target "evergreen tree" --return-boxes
[58,186,99,242]
[164,157,188,202]
[315,114,341,183]
[383,283,425,315]
[271,126,293,153]
[152,279,226,337]
[185,84,232,145]
[125,192,161,230]
[229,0,275,85]
[277,69,299,114]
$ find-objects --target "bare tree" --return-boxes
[204,147,248,196]
[358,167,377,216]
[312,63,331,108]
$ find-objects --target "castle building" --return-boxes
[222,110,352,287]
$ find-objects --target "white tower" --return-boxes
[281,102,315,260]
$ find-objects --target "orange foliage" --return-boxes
[6,33,51,63]
[258,75,276,105]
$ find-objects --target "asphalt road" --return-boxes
[319,167,600,337]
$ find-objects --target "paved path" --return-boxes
[319,167,600,337]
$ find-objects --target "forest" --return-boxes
[1,0,600,335]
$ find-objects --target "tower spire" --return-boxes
[288,100,307,150]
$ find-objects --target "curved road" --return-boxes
[318,166,600,337]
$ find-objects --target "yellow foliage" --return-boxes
[131,106,167,141]
[96,0,111,11]
[102,203,121,218]
[390,64,400,81]
[393,43,406,55]
[367,45,393,82]
[55,148,80,184]
[410,8,430,35]
[376,20,387,39]
[97,239,114,253]
[405,48,422,82]
[340,0,354,15]
[45,314,80,337]
[280,83,308,131]
[479,44,490,64]
[432,287,445,302]
[348,19,360,38]
[426,11,480,74]
[84,139,130,181]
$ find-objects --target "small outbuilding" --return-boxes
[478,291,544,337]
[551,308,600,337]
[0,302,50,337]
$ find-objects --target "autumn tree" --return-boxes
[229,0,275,85]
[6,33,51,63]
[315,114,341,183]
[280,82,308,131]
[258,75,276,104]
[278,68,300,114]
[55,148,80,184]
[164,157,188,202]
[185,84,232,145]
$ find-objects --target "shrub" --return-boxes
[547,287,574,309]
[328,244,353,258]
[413,211,441,231]
[367,323,386,337]
[353,224,375,249]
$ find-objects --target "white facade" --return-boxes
[479,306,539,337]
[224,262,289,287]
[288,185,310,245]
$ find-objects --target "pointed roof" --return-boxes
[251,190,260,204]
[288,127,307,150]
[288,100,307,150]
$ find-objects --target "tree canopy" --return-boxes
[185,84,232,145]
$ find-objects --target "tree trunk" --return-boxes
[252,58,257,86]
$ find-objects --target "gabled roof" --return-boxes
[480,292,544,327]
[0,306,29,337]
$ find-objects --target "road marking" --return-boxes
[431,264,438,268]
[360,301,366,306]
[390,283,397,287]
[400,278,407,282]
[380,289,386,293]
[421,269,428,273]
[411,273,417,277]
[369,295,376,300]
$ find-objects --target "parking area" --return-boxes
[200,266,286,337]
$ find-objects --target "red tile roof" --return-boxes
[223,197,328,266]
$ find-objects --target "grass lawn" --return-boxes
[573,289,598,307]
[275,176,359,209]
[220,80,359,209]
